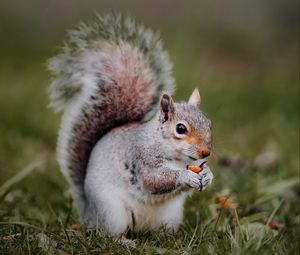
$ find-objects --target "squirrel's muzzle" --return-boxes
[197,145,211,158]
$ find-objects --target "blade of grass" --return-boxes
[0,159,44,200]
[266,199,284,227]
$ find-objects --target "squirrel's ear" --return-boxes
[160,93,175,123]
[188,88,201,107]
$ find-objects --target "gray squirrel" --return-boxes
[48,13,213,236]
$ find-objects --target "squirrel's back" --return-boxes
[48,13,175,203]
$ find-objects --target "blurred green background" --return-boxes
[0,0,299,253]
[0,0,298,180]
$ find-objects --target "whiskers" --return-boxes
[182,147,198,160]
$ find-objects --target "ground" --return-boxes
[0,1,299,254]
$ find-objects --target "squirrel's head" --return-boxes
[158,89,212,162]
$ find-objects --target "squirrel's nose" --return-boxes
[197,146,211,158]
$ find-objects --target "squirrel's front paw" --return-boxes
[197,165,213,191]
[177,171,200,190]
[177,166,213,191]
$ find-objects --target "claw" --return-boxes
[199,161,207,168]
[199,183,203,191]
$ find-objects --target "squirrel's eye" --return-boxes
[176,123,188,135]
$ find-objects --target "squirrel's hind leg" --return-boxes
[83,184,131,236]
[151,191,191,231]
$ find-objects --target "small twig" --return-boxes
[0,233,22,240]
[0,221,62,241]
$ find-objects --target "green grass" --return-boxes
[0,4,299,253]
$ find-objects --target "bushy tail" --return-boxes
[48,13,174,204]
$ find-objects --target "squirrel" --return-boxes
[48,13,213,236]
